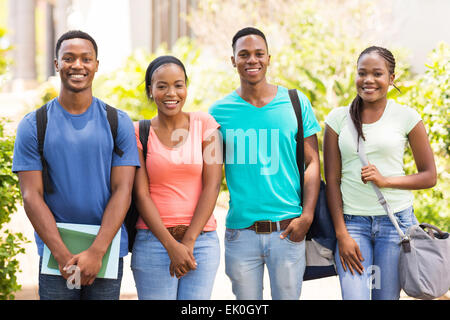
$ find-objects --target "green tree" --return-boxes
[398,42,450,230]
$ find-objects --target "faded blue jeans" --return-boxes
[225,228,306,300]
[131,229,220,300]
[336,206,418,300]
[38,257,123,300]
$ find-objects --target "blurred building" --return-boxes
[6,0,196,91]
[5,0,450,91]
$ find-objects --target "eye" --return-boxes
[358,71,365,76]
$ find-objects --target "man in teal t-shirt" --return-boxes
[209,27,321,300]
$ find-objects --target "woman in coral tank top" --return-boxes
[131,56,222,300]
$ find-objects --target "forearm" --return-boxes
[325,180,348,240]
[301,160,320,222]
[136,192,179,250]
[23,192,72,263]
[90,185,132,257]
[383,171,436,190]
[183,182,221,243]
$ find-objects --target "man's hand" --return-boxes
[64,248,104,286]
[280,214,313,242]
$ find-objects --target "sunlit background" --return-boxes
[0,0,448,300]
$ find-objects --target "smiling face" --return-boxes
[231,34,270,86]
[149,63,187,117]
[54,38,98,94]
[356,52,394,104]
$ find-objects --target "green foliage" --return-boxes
[0,119,28,300]
[397,42,450,230]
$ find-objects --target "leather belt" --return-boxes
[246,218,295,234]
[167,225,210,241]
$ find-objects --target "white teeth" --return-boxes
[247,69,259,72]
[164,101,178,105]
[70,74,85,78]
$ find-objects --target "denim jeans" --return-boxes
[335,206,418,300]
[225,228,306,300]
[131,229,220,300]
[38,257,123,300]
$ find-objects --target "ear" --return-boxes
[231,55,236,68]
[268,53,271,66]
[54,59,59,72]
[95,59,99,72]
[390,73,395,85]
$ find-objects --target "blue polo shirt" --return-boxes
[209,86,321,229]
[12,97,140,257]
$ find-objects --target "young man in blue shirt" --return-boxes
[12,30,140,300]
[209,27,321,299]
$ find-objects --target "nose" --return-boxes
[166,85,176,96]
[72,58,83,69]
[247,54,258,64]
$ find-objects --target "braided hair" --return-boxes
[350,46,399,141]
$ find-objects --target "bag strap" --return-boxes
[138,119,151,162]
[36,104,53,194]
[105,104,124,157]
[345,108,406,239]
[288,89,304,206]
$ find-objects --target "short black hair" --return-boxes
[55,30,98,59]
[232,27,268,53]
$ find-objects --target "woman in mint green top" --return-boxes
[323,46,436,300]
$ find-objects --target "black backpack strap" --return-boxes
[138,119,151,162]
[288,89,304,206]
[36,104,54,194]
[105,104,124,157]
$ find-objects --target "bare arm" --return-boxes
[323,124,364,275]
[281,134,320,242]
[65,165,136,285]
[361,121,437,189]
[133,148,197,278]
[182,129,223,248]
[18,171,73,278]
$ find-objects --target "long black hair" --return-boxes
[350,46,399,141]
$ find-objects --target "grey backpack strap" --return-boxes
[346,108,406,239]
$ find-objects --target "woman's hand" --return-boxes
[166,241,197,279]
[361,163,388,188]
[337,234,365,275]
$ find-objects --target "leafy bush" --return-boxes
[398,42,450,230]
[0,118,28,300]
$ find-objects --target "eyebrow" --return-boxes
[358,67,385,71]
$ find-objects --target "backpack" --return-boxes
[287,89,337,281]
[35,103,151,252]
[124,119,151,252]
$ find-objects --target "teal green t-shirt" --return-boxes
[209,86,321,229]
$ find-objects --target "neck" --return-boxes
[155,111,188,130]
[58,88,93,115]
[362,97,388,111]
[238,78,273,99]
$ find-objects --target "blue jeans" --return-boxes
[38,257,123,300]
[336,206,418,300]
[225,228,306,300]
[131,229,220,300]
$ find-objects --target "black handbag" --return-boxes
[288,89,337,281]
